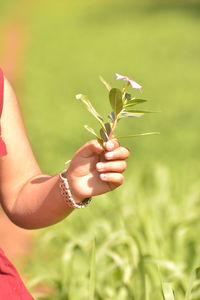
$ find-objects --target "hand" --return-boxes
[66,139,130,203]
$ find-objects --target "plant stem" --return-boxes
[109,119,118,140]
[122,82,130,99]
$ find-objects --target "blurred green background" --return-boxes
[1,0,200,173]
[1,0,200,299]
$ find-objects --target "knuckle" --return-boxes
[125,147,130,156]
[92,140,104,151]
[113,138,120,148]
[118,161,126,172]
[85,140,96,150]
[121,149,130,159]
[88,139,96,146]
[122,161,127,171]
[119,174,124,184]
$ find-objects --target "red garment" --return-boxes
[0,249,34,299]
[0,69,34,299]
[0,68,7,156]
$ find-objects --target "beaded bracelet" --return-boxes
[59,170,92,209]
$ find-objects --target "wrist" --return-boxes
[59,169,92,209]
[64,170,84,203]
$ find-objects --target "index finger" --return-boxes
[104,139,120,152]
[105,146,130,160]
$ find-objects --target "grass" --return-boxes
[1,0,200,299]
[26,164,200,299]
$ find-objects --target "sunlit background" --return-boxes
[1,0,200,299]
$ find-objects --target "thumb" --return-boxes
[68,140,104,177]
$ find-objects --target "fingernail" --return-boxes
[106,141,114,150]
[97,162,104,170]
[106,152,113,159]
[100,174,107,180]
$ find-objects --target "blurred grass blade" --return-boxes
[144,275,150,300]
[99,75,111,91]
[89,240,96,300]
[184,270,195,300]
[184,267,200,300]
[162,283,175,300]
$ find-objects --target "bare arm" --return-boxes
[0,77,129,229]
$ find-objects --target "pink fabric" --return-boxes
[0,249,34,299]
[0,68,7,156]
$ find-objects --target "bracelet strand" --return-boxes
[59,170,92,209]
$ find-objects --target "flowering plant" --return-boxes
[76,74,159,146]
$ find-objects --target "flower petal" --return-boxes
[128,79,142,90]
[115,73,125,80]
[115,73,142,90]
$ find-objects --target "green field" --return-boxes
[1,0,200,299]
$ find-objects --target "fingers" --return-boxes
[104,139,120,151]
[96,160,127,173]
[97,140,129,187]
[104,146,130,161]
[99,173,124,186]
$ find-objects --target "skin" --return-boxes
[0,76,130,229]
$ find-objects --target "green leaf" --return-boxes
[109,88,123,117]
[124,99,147,108]
[84,125,99,138]
[162,283,175,300]
[104,122,111,136]
[107,112,115,122]
[116,132,160,139]
[76,94,106,130]
[100,128,109,142]
[99,123,111,142]
[99,75,111,91]
[125,93,132,100]
[97,138,104,147]
[119,112,144,118]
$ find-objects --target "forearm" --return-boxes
[0,76,74,228]
[2,173,74,229]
